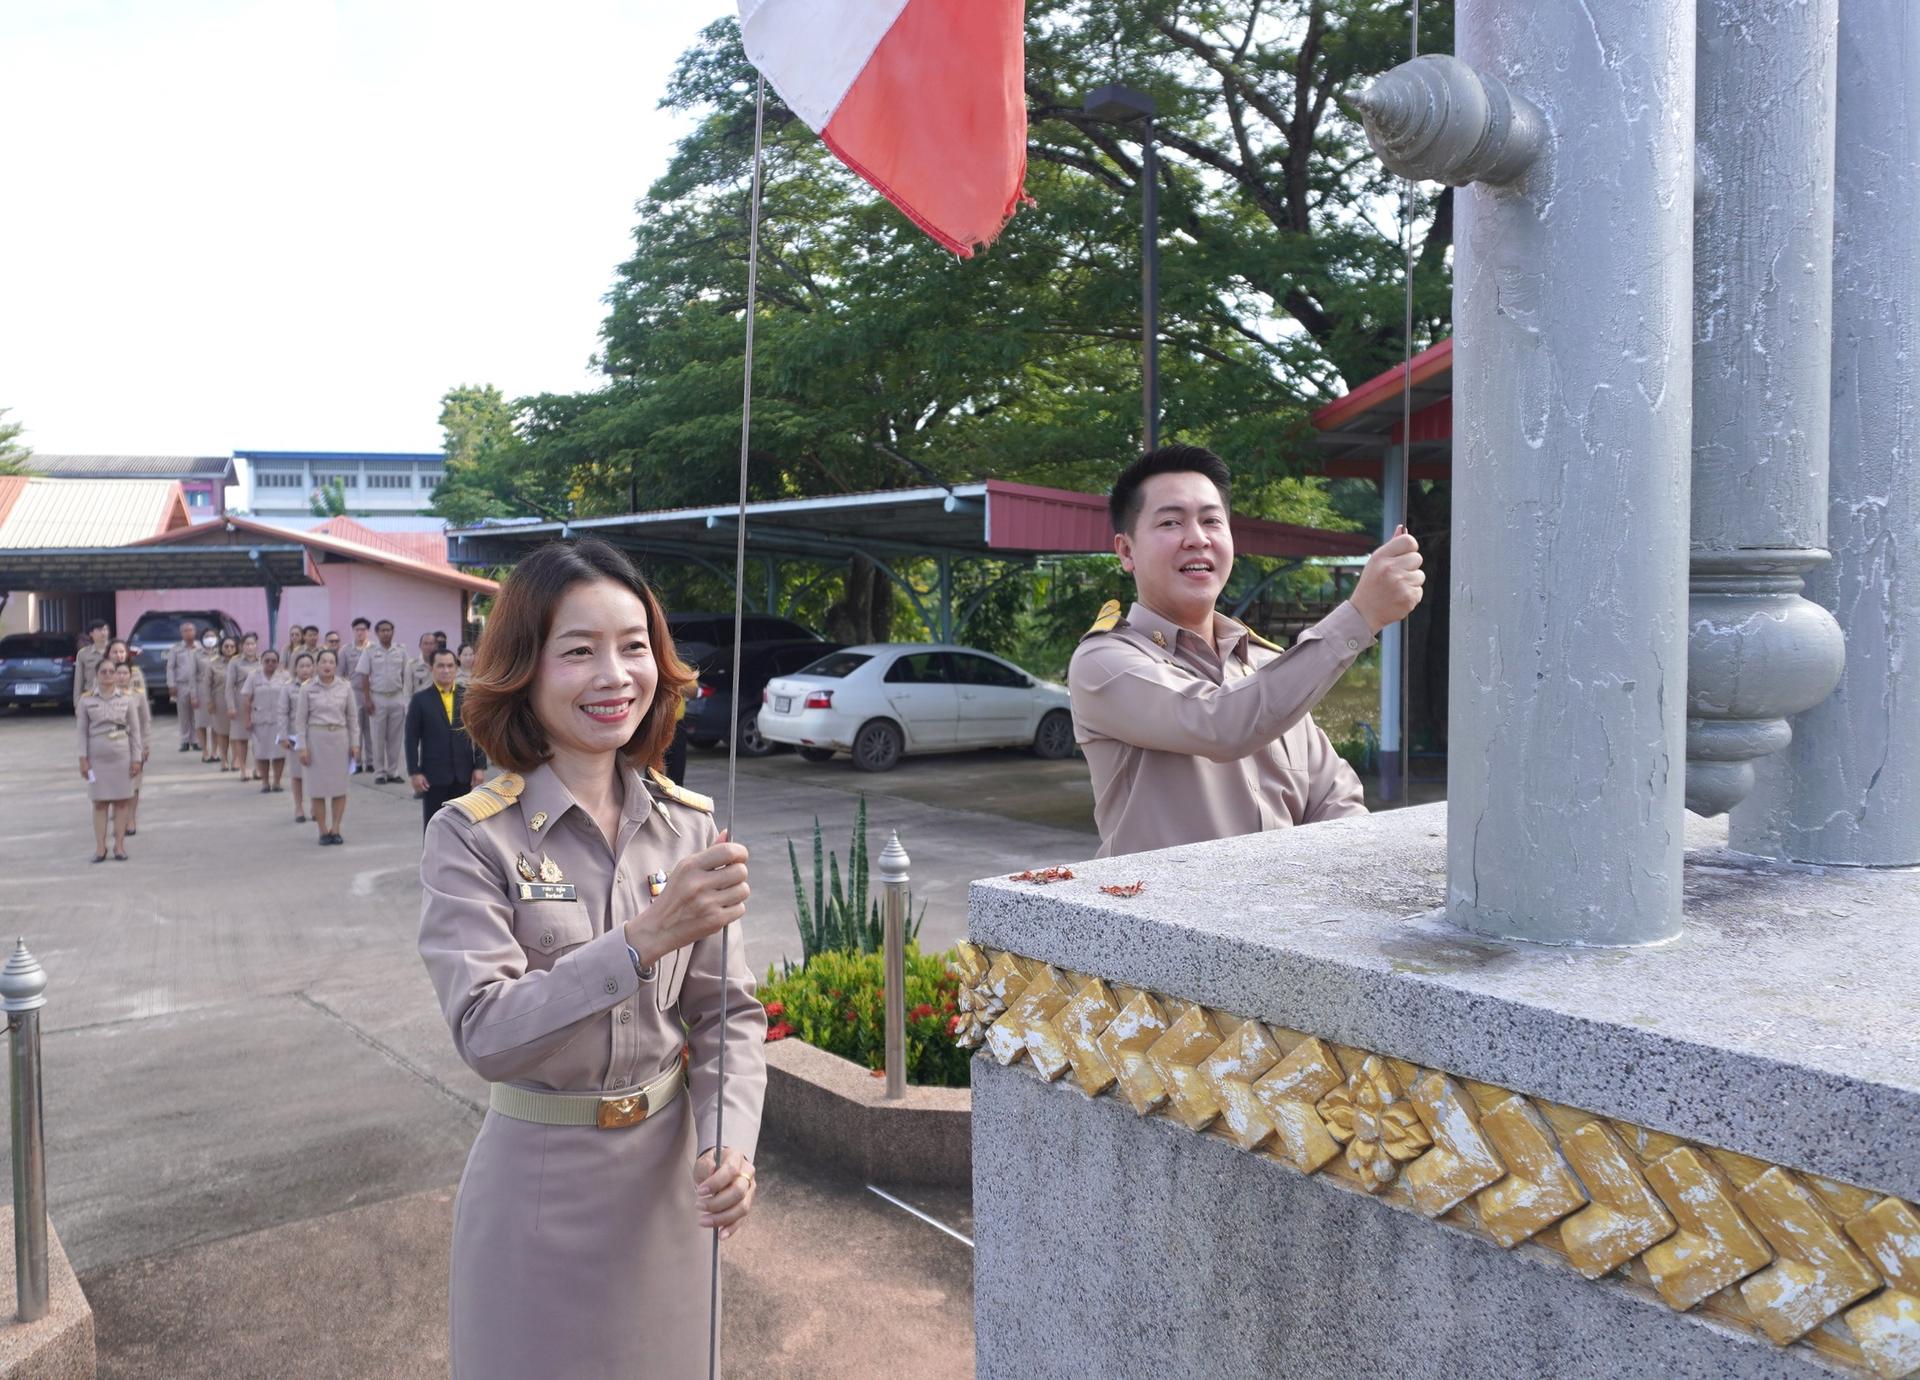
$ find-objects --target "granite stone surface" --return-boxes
[968,803,1920,1200]
[974,1059,1850,1380]
[0,1210,95,1380]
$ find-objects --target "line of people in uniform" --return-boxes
[74,614,477,855]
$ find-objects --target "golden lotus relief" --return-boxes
[947,944,1920,1379]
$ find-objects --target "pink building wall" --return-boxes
[117,564,467,651]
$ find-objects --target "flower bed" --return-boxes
[759,945,972,1089]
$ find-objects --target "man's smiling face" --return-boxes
[1115,470,1235,629]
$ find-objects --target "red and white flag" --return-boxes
[738,0,1029,257]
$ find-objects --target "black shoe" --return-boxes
[125,829,137,836]
[317,834,331,846]
[178,744,192,752]
[91,852,107,864]
[294,814,306,823]
[331,833,345,845]
[113,851,128,862]
[260,784,272,793]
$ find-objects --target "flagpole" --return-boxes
[709,67,766,1380]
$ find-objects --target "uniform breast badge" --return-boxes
[647,870,668,898]
[514,853,576,902]
[528,811,548,832]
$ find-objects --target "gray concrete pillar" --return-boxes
[1731,0,1920,865]
[1683,0,1846,817]
[1360,14,1695,946]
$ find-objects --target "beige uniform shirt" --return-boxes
[405,656,435,697]
[357,643,409,698]
[417,762,766,1158]
[165,641,198,696]
[1068,599,1375,859]
[73,644,107,706]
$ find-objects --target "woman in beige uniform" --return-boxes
[202,635,236,769]
[105,640,152,837]
[417,539,765,1380]
[295,648,358,845]
[225,633,261,778]
[191,632,220,763]
[285,652,314,822]
[243,649,291,794]
[78,660,143,862]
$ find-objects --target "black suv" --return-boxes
[128,610,243,704]
[0,633,79,708]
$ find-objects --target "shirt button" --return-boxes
[540,930,555,947]
[619,1009,632,1025]
[604,978,618,995]
[1346,638,1360,650]
[615,870,624,883]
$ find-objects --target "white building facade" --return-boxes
[234,450,446,521]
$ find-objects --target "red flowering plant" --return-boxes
[758,945,972,1087]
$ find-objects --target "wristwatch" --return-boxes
[626,943,655,981]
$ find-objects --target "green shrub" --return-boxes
[759,945,972,1089]
[787,796,925,967]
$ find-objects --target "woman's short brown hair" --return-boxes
[463,538,694,774]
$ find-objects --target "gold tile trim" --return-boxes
[951,942,1920,1379]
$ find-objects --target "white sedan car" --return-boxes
[759,644,1076,771]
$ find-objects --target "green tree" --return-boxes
[308,478,350,518]
[430,384,568,525]
[0,408,32,476]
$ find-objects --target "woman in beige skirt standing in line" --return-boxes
[202,634,237,768]
[78,660,143,862]
[285,652,314,822]
[226,633,261,778]
[243,649,291,795]
[105,640,153,838]
[296,648,358,845]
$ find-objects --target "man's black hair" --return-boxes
[87,618,110,633]
[1108,444,1232,535]
[352,616,371,629]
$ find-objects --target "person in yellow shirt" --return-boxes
[404,648,486,831]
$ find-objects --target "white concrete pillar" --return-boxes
[1684,0,1847,818]
[1360,14,1695,945]
[1732,0,1920,865]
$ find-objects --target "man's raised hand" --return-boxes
[1351,525,1425,634]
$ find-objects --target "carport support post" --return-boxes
[936,557,954,644]
[1377,444,1405,802]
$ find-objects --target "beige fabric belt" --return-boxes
[489,1064,685,1130]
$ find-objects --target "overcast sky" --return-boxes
[1,0,735,457]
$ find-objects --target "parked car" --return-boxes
[686,640,846,756]
[760,644,1075,771]
[0,632,79,708]
[666,613,823,668]
[127,609,242,703]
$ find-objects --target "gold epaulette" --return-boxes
[1245,628,1286,654]
[1083,599,1125,639]
[647,768,714,814]
[448,771,525,823]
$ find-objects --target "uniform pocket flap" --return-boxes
[513,901,594,955]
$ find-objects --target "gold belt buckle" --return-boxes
[596,1089,650,1130]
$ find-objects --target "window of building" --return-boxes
[420,471,444,492]
[313,472,359,489]
[367,473,412,489]
[186,489,210,507]
[255,471,305,489]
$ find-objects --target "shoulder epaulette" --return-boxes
[1245,628,1286,654]
[1083,599,1126,639]
[647,768,714,814]
[447,771,524,823]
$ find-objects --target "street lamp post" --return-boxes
[1083,84,1160,450]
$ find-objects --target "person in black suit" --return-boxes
[406,649,487,830]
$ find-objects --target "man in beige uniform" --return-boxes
[1069,445,1424,859]
[339,618,371,762]
[406,631,439,698]
[355,619,410,783]
[166,619,202,751]
[72,620,111,708]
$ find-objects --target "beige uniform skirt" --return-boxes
[297,679,357,797]
[207,662,231,738]
[130,675,152,794]
[78,698,138,802]
[452,1097,707,1379]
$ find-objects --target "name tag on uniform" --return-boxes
[516,882,578,902]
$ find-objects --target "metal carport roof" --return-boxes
[0,545,315,593]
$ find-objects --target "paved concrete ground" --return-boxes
[0,706,1004,1377]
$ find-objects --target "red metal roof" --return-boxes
[313,516,450,566]
[127,513,497,595]
[984,479,1372,559]
[1310,336,1454,481]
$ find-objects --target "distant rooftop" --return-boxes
[235,450,442,465]
[29,454,237,483]
[0,476,193,547]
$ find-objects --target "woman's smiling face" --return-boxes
[532,578,659,761]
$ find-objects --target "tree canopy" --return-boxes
[450,0,1449,523]
[0,408,31,476]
